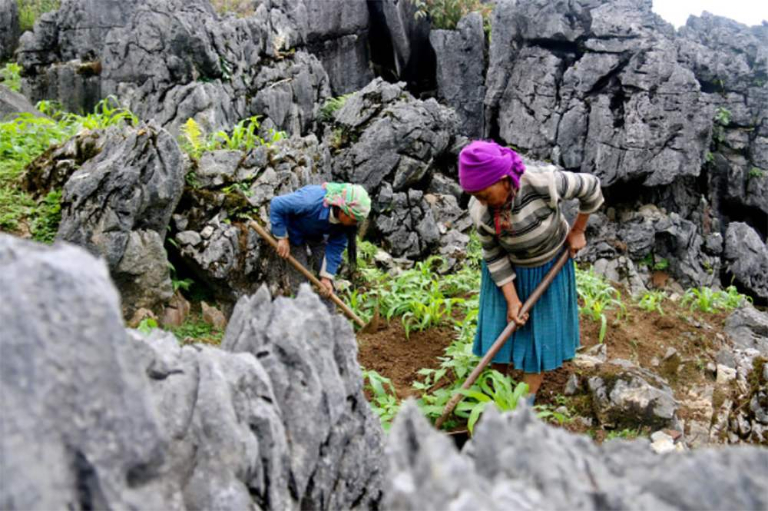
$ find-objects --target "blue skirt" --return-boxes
[473,251,580,373]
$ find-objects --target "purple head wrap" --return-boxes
[458,141,526,193]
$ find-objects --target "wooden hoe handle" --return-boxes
[434,248,572,429]
[248,220,367,328]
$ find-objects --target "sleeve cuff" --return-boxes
[494,274,516,287]
[272,233,288,239]
[579,197,604,215]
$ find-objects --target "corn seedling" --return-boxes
[363,370,400,431]
[682,285,751,313]
[576,268,625,342]
[638,290,666,315]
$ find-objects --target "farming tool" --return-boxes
[248,219,379,333]
[434,247,572,429]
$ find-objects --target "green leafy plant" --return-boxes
[319,94,352,123]
[411,0,494,34]
[363,369,400,431]
[748,167,765,179]
[605,428,642,441]
[179,117,286,159]
[575,268,626,342]
[1,63,22,92]
[17,0,60,32]
[638,290,666,315]
[639,253,669,271]
[137,318,159,335]
[168,318,223,344]
[681,285,751,313]
[455,372,529,432]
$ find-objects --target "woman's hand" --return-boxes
[566,228,586,258]
[507,299,528,326]
[319,277,334,298]
[277,238,290,259]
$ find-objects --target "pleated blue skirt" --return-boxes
[472,251,580,373]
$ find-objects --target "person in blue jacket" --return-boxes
[269,182,372,297]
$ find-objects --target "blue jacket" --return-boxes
[269,185,348,277]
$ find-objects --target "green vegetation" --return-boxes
[575,268,625,342]
[319,94,352,123]
[748,167,765,180]
[712,106,732,145]
[180,117,285,160]
[210,0,255,17]
[639,253,669,271]
[411,0,494,34]
[681,285,751,313]
[169,318,224,344]
[0,97,137,240]
[605,428,642,441]
[363,370,400,432]
[17,0,60,32]
[638,290,666,315]
[1,63,22,92]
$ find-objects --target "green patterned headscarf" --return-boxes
[322,182,371,222]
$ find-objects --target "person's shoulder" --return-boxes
[520,165,558,190]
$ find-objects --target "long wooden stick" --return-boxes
[248,219,367,328]
[434,248,572,429]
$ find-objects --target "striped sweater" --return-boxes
[470,168,604,286]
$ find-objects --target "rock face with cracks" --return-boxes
[0,234,384,510]
[724,222,768,301]
[386,402,768,510]
[0,0,20,61]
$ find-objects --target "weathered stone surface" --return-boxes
[374,184,440,259]
[16,0,332,135]
[430,13,485,139]
[724,222,768,301]
[0,85,43,121]
[222,285,385,509]
[0,0,20,61]
[330,78,458,195]
[0,235,170,510]
[1,234,385,509]
[725,306,768,355]
[55,123,185,314]
[486,0,708,188]
[587,360,679,430]
[387,403,768,510]
[173,134,331,303]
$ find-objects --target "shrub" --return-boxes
[1,63,22,92]
[411,0,494,33]
[17,0,60,32]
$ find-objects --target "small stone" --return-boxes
[127,308,157,328]
[201,301,227,330]
[201,226,215,239]
[176,230,202,247]
[564,374,581,396]
[706,361,717,376]
[716,364,737,385]
[651,435,676,454]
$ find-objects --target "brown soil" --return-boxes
[357,319,455,399]
[356,297,731,441]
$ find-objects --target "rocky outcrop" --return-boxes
[486,0,709,188]
[724,222,768,301]
[0,235,171,510]
[429,12,485,139]
[16,0,332,135]
[47,124,185,315]
[0,234,384,509]
[587,360,680,430]
[0,84,44,120]
[171,134,331,303]
[0,0,20,61]
[386,402,768,510]
[725,306,768,355]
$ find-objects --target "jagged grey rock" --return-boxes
[429,13,485,139]
[724,222,768,300]
[0,85,44,121]
[173,135,331,303]
[725,306,768,356]
[330,78,458,195]
[16,0,332,135]
[0,235,171,510]
[587,360,680,430]
[0,234,385,509]
[387,403,768,510]
[486,0,710,187]
[222,285,385,509]
[0,0,20,61]
[56,123,185,314]
[374,184,440,259]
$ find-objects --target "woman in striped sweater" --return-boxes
[459,141,604,405]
